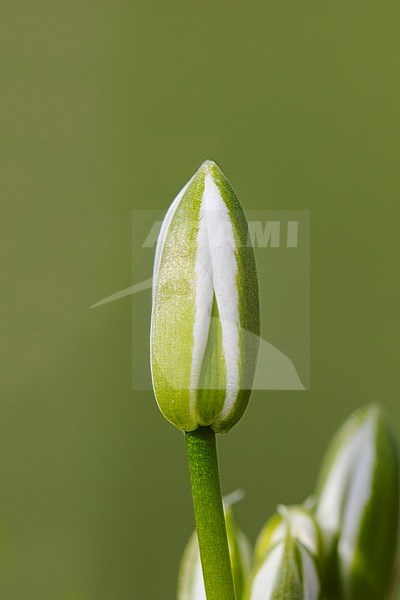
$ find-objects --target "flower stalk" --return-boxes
[178,490,251,600]
[185,427,237,600]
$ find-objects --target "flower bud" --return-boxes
[246,528,321,600]
[315,403,399,599]
[177,504,252,600]
[254,505,322,569]
[151,160,260,433]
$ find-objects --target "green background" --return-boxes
[1,2,399,599]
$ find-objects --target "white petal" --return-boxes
[189,195,214,411]
[338,412,376,578]
[250,543,285,600]
[203,173,240,419]
[316,411,376,543]
[299,545,320,600]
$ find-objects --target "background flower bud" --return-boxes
[177,504,252,600]
[246,531,321,600]
[315,403,399,600]
[151,160,260,433]
[254,505,322,569]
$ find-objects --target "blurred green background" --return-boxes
[1,2,399,598]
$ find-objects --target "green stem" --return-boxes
[185,426,237,600]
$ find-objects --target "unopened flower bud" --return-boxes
[254,504,321,569]
[247,504,321,599]
[315,403,399,599]
[151,160,260,433]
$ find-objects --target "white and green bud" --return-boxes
[151,160,260,433]
[177,502,252,600]
[246,516,321,600]
[315,403,399,600]
[254,505,322,569]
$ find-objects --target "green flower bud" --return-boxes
[246,529,321,600]
[151,160,260,433]
[177,502,252,600]
[315,404,399,600]
[254,505,322,569]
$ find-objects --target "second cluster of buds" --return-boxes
[177,404,399,600]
